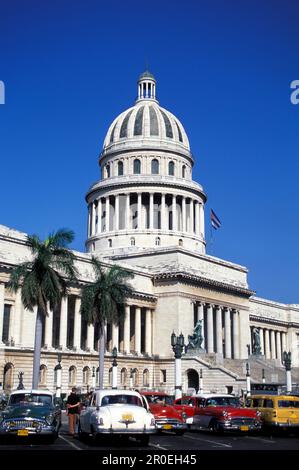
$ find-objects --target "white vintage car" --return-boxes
[78,389,156,445]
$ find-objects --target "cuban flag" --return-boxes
[210,209,221,230]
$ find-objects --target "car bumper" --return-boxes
[0,425,58,436]
[219,421,262,432]
[267,422,299,428]
[155,422,188,431]
[95,427,157,435]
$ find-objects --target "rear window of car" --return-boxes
[145,395,173,405]
[278,400,299,408]
[101,394,143,407]
[9,394,52,406]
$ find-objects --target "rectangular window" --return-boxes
[2,304,11,343]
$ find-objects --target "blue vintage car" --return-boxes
[0,389,61,443]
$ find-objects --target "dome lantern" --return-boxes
[137,70,157,102]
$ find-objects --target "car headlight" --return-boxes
[45,414,55,425]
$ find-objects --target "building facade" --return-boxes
[1,72,299,396]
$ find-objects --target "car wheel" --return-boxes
[90,425,99,445]
[174,430,185,436]
[139,435,149,446]
[78,423,87,441]
[209,419,222,434]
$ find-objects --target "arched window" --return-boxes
[68,366,77,386]
[151,159,159,174]
[160,369,167,384]
[155,237,160,246]
[132,368,138,387]
[179,238,183,246]
[118,161,124,176]
[3,363,14,391]
[182,165,186,178]
[83,366,90,386]
[130,237,135,246]
[168,161,175,176]
[133,159,141,174]
[39,365,47,386]
[106,164,110,178]
[121,368,127,387]
[108,239,112,247]
[143,369,150,387]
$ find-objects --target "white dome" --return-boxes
[102,72,191,158]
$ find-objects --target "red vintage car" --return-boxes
[190,394,262,433]
[140,391,187,435]
[173,396,198,426]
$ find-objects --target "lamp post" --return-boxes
[199,369,203,394]
[112,347,118,389]
[92,366,96,390]
[171,332,185,400]
[246,362,251,397]
[55,353,62,399]
[17,372,24,390]
[283,351,292,393]
[262,368,266,384]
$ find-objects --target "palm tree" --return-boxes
[8,228,78,389]
[80,257,133,388]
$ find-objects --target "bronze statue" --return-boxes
[252,327,261,355]
[187,320,203,350]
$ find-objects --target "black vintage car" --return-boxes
[0,389,61,443]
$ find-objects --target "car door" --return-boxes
[80,393,97,432]
[193,398,206,428]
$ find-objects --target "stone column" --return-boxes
[149,193,154,229]
[44,304,53,349]
[189,199,194,234]
[260,328,265,356]
[112,323,119,350]
[126,194,131,229]
[197,303,204,349]
[199,203,205,237]
[195,201,200,235]
[73,297,81,351]
[161,193,166,230]
[224,307,232,359]
[137,192,142,229]
[59,296,68,349]
[172,195,177,231]
[182,197,186,232]
[281,332,287,355]
[145,308,152,355]
[135,307,141,354]
[105,196,110,232]
[232,309,240,359]
[115,194,119,231]
[206,304,214,353]
[215,305,222,355]
[86,324,94,351]
[0,283,5,344]
[97,198,102,234]
[12,289,22,346]
[91,202,96,236]
[276,331,282,363]
[264,329,270,359]
[87,204,91,237]
[124,305,130,354]
[270,330,276,359]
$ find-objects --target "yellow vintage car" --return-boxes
[247,394,299,430]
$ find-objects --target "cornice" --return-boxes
[249,314,298,328]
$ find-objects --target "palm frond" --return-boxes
[7,262,33,292]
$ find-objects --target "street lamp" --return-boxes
[246,362,251,397]
[283,351,292,393]
[112,347,118,389]
[92,366,96,390]
[55,353,62,399]
[171,332,185,400]
[199,369,203,394]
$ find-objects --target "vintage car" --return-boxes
[78,389,156,445]
[247,394,299,430]
[192,394,262,433]
[0,389,61,442]
[140,391,187,435]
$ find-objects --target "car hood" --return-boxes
[2,404,52,420]
[216,406,259,418]
[149,404,182,420]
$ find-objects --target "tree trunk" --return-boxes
[98,325,106,389]
[32,308,43,389]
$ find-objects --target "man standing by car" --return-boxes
[66,387,81,436]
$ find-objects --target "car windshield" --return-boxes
[278,400,299,408]
[101,394,143,407]
[9,394,52,406]
[146,395,173,405]
[205,397,240,407]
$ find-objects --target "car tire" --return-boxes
[174,430,185,436]
[209,419,222,434]
[78,423,87,441]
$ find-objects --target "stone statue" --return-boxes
[252,327,261,355]
[187,320,203,350]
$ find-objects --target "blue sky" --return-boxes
[0,0,298,303]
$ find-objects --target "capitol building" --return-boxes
[0,71,299,396]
